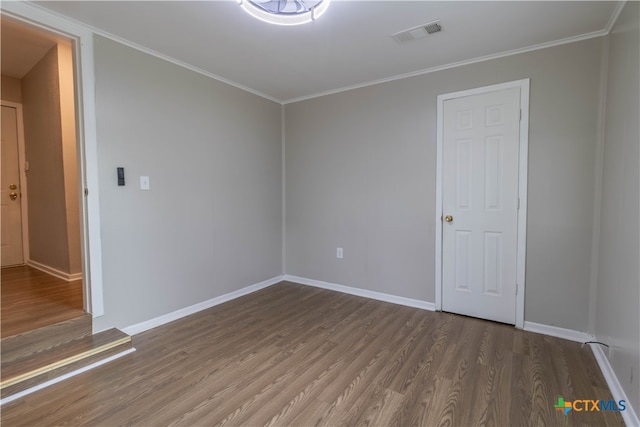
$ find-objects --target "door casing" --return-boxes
[435,79,530,329]
[1,2,105,319]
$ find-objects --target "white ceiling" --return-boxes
[1,16,65,78]
[28,1,620,103]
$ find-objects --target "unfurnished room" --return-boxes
[0,1,638,426]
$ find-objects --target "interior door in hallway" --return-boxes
[441,87,521,324]
[1,105,25,267]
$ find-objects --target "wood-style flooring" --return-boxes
[1,266,84,338]
[1,282,624,426]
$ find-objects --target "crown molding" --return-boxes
[11,1,282,104]
[11,1,623,106]
[282,29,607,104]
[604,0,627,34]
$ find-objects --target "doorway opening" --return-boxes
[434,79,530,328]
[1,16,84,337]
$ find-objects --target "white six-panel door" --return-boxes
[441,86,521,324]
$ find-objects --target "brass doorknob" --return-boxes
[444,215,453,223]
[9,192,18,201]
[9,184,17,190]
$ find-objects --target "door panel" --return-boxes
[1,105,24,267]
[442,87,520,324]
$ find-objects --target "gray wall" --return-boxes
[22,44,81,275]
[92,36,282,331]
[285,37,603,331]
[596,1,640,414]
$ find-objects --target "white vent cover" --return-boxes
[392,20,442,43]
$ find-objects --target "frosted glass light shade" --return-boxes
[239,0,330,26]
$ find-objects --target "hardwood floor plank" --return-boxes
[346,386,404,427]
[1,266,84,338]
[1,282,625,426]
[529,334,562,426]
[483,341,513,426]
[388,314,452,396]
[432,357,473,426]
[1,314,92,364]
[222,341,343,427]
[389,373,446,427]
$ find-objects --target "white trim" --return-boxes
[604,1,628,34]
[434,94,444,313]
[516,80,530,329]
[0,347,136,406]
[2,1,105,317]
[590,344,640,427]
[523,320,640,427]
[589,36,610,334]
[283,275,436,311]
[27,260,82,282]
[283,31,604,104]
[121,276,284,336]
[123,272,434,336]
[435,79,530,329]
[0,101,30,265]
[18,2,281,105]
[6,1,616,107]
[13,0,619,109]
[523,321,594,343]
[281,104,287,274]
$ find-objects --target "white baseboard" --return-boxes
[19,270,634,424]
[523,321,594,343]
[523,321,640,425]
[590,344,640,427]
[0,347,136,406]
[27,260,83,282]
[122,275,284,336]
[283,275,436,311]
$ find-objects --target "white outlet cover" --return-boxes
[140,176,150,190]
[337,248,343,259]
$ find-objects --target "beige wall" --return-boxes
[92,36,282,331]
[22,45,71,273]
[1,75,22,103]
[595,1,640,414]
[58,42,82,275]
[21,44,81,275]
[285,37,603,332]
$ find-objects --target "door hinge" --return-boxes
[84,188,89,197]
[517,198,520,210]
[519,109,522,121]
[516,283,519,295]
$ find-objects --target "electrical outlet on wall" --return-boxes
[140,176,150,190]
[337,248,343,259]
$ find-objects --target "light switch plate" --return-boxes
[140,176,150,190]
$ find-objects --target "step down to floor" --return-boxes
[1,328,132,398]
[1,314,92,365]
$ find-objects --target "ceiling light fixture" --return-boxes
[239,0,330,26]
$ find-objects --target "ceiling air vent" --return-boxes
[392,20,442,44]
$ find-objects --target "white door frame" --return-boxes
[435,79,530,329]
[1,2,105,317]
[1,101,30,264]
